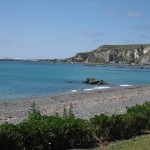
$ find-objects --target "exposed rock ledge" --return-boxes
[84,78,108,85]
[66,44,150,65]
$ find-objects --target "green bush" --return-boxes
[90,102,150,141]
[109,114,125,140]
[127,102,150,129]
[13,103,94,149]
[17,120,52,150]
[0,123,22,150]
[90,114,110,140]
[0,102,150,149]
[46,115,93,149]
[16,115,93,150]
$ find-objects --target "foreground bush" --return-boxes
[0,123,22,150]
[90,114,111,140]
[0,102,150,150]
[127,102,150,130]
[19,115,94,149]
[91,102,150,141]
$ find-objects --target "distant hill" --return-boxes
[67,44,150,65]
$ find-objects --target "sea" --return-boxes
[0,61,150,101]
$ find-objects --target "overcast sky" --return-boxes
[0,0,150,59]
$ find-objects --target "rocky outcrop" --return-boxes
[84,78,108,85]
[67,44,150,65]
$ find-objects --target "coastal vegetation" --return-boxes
[0,102,150,150]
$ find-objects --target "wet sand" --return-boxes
[0,85,150,124]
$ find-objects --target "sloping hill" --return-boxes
[67,44,150,65]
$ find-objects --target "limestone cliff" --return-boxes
[67,44,150,65]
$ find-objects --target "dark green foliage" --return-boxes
[46,115,93,149]
[127,102,150,130]
[75,52,91,61]
[91,102,150,142]
[27,102,42,120]
[17,115,93,149]
[90,114,110,140]
[17,119,53,150]
[109,114,125,140]
[0,123,22,150]
[0,102,150,149]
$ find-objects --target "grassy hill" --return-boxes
[68,44,150,65]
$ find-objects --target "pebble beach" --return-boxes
[0,85,150,124]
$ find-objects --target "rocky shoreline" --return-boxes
[0,85,150,124]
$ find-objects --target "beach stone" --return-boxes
[0,115,12,120]
[84,78,108,85]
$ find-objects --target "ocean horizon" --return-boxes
[0,61,150,101]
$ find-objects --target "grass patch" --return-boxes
[97,135,150,150]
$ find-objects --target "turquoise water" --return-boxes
[0,61,150,100]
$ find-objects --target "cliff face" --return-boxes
[68,45,150,65]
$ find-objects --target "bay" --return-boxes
[0,61,150,100]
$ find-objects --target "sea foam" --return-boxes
[120,84,133,87]
[83,89,93,91]
[71,90,78,92]
[83,86,110,91]
[93,86,110,90]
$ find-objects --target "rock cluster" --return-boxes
[84,78,108,85]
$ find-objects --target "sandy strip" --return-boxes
[0,85,150,124]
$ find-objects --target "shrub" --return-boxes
[27,102,42,121]
[1,101,150,149]
[43,115,93,149]
[90,114,110,140]
[109,114,125,140]
[17,120,51,150]
[127,102,150,130]
[0,123,22,150]
[16,104,93,149]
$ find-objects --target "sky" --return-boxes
[0,0,150,59]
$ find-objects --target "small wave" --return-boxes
[83,86,110,91]
[93,86,110,90]
[83,88,93,91]
[120,84,133,87]
[71,90,78,92]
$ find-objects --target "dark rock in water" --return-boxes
[84,78,108,85]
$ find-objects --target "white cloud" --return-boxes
[107,11,116,16]
[128,11,141,17]
[91,0,101,7]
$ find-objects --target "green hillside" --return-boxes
[68,44,150,65]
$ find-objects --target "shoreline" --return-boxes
[0,58,150,67]
[0,85,150,124]
[1,59,150,67]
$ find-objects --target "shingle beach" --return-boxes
[0,85,150,124]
